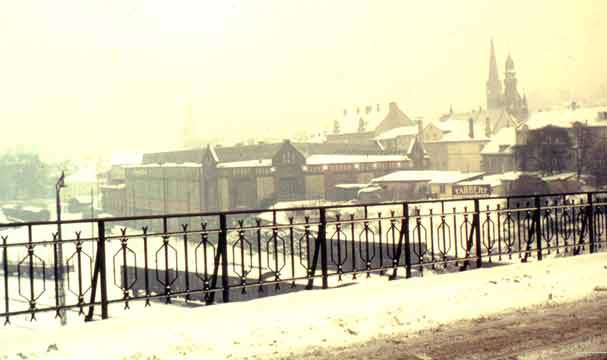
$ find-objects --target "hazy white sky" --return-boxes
[1,0,606,161]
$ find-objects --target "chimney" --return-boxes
[468,118,474,139]
[343,109,347,116]
[356,107,360,115]
[485,117,491,137]
[376,104,380,112]
[571,101,578,111]
[417,119,424,139]
[365,105,372,114]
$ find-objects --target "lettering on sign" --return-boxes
[452,184,491,196]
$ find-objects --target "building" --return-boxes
[119,139,416,213]
[99,152,142,216]
[373,120,429,169]
[370,170,484,200]
[201,140,412,209]
[514,105,607,174]
[423,116,490,172]
[423,105,520,172]
[486,40,528,121]
[124,163,203,218]
[480,127,517,174]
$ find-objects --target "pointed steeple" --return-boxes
[505,53,515,72]
[486,39,502,110]
[489,39,500,84]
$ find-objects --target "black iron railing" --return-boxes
[1,191,606,325]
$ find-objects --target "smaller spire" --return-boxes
[506,53,515,71]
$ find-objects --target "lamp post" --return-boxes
[55,171,67,325]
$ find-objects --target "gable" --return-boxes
[374,102,415,135]
[272,141,306,166]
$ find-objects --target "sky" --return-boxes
[0,0,606,162]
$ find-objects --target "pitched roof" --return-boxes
[425,117,490,143]
[337,102,415,135]
[440,108,520,133]
[211,143,283,163]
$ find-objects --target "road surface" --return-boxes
[279,292,607,360]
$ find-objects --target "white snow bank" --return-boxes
[2,253,607,359]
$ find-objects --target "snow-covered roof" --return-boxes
[372,171,484,184]
[480,127,517,155]
[336,102,414,135]
[20,206,47,212]
[217,159,272,168]
[425,117,490,143]
[428,172,484,184]
[541,172,577,182]
[525,106,607,130]
[99,184,126,190]
[306,154,409,165]
[358,185,382,194]
[373,125,418,140]
[335,183,369,190]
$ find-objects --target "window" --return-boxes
[282,151,294,164]
[439,184,446,193]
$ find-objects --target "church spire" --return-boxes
[489,39,500,83]
[486,39,502,110]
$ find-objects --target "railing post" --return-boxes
[535,196,542,260]
[3,236,10,325]
[219,214,230,302]
[588,193,595,253]
[319,208,329,289]
[474,199,482,268]
[403,203,412,278]
[98,220,108,320]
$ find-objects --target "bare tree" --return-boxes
[515,126,571,175]
[588,136,607,186]
[571,121,596,177]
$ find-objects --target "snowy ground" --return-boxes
[0,252,606,359]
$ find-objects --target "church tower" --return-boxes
[486,39,502,110]
[503,54,528,120]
